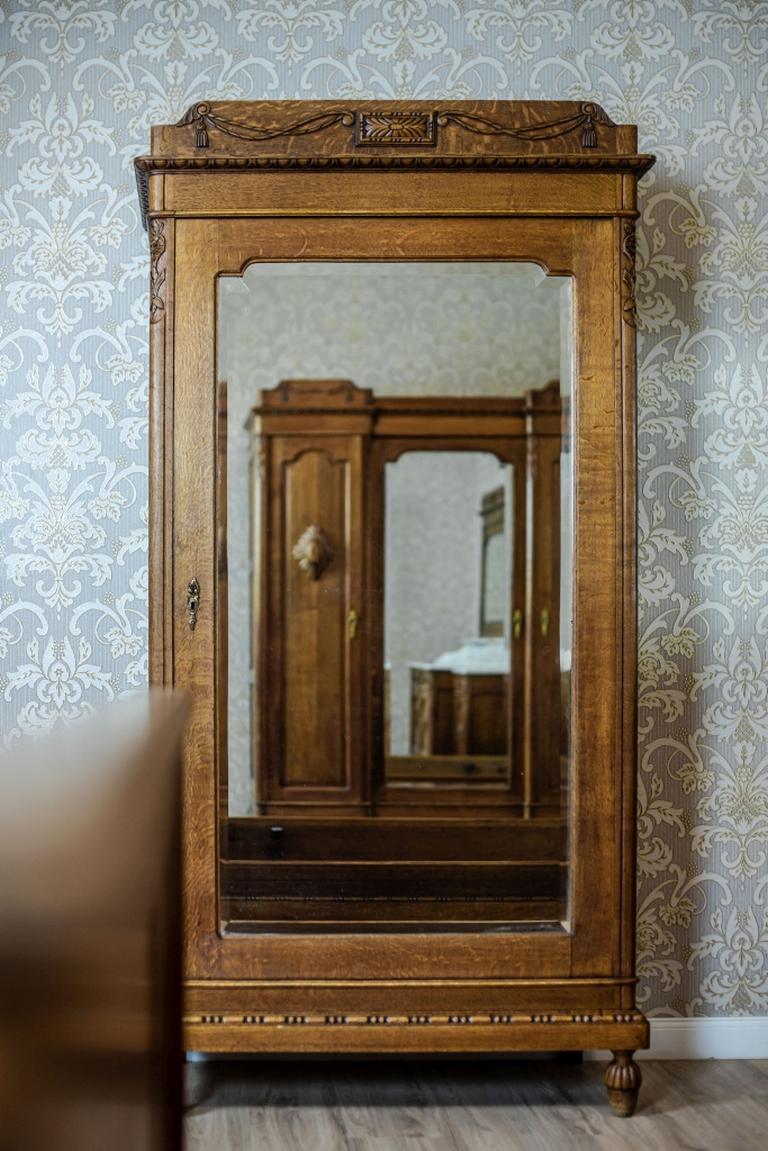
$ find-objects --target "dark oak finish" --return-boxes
[254,380,369,813]
[0,695,187,1151]
[411,667,459,755]
[411,669,509,758]
[525,380,565,808]
[138,99,653,1116]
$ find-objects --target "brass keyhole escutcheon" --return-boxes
[348,609,359,640]
[187,577,200,631]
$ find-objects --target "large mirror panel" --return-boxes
[217,262,572,932]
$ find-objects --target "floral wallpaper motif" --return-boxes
[0,0,766,1017]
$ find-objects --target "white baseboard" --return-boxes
[586,1017,768,1061]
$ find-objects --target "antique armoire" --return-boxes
[137,99,654,1116]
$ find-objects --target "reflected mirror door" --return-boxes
[383,452,517,790]
[480,486,507,639]
[217,262,572,932]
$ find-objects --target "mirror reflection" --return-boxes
[217,262,572,932]
[385,452,514,783]
[481,486,507,638]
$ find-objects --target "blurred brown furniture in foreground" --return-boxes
[0,693,188,1151]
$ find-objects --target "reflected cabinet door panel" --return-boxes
[254,382,370,812]
[525,381,565,808]
[143,99,652,1100]
[272,444,352,790]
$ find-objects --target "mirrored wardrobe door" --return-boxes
[216,262,573,932]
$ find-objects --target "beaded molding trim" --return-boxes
[192,1011,645,1027]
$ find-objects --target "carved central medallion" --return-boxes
[355,111,436,147]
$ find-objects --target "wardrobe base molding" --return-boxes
[184,978,648,1055]
[184,1016,648,1056]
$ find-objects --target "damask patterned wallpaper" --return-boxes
[0,1,766,1017]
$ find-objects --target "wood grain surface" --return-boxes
[185,1059,768,1151]
[145,99,652,1109]
[0,694,188,1151]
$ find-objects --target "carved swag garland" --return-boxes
[179,101,611,151]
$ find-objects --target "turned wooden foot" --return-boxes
[604,1050,641,1117]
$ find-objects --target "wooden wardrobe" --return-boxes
[138,99,654,1116]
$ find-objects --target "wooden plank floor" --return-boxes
[185,1057,768,1150]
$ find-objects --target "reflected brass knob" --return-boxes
[348,609,359,640]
